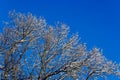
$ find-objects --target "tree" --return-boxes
[0,11,120,80]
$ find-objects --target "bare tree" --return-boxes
[0,11,120,80]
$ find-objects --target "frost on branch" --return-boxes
[0,11,120,80]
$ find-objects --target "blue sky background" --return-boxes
[0,0,120,79]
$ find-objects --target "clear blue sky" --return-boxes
[0,0,120,75]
